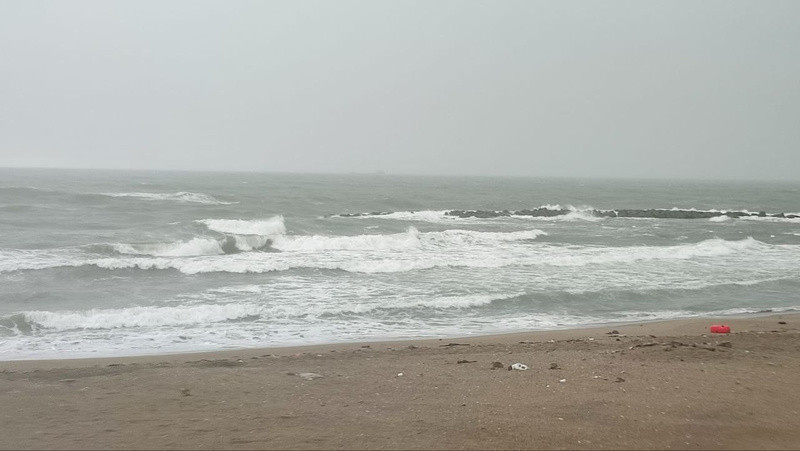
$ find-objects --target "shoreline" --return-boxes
[2,312,799,449]
[2,309,793,365]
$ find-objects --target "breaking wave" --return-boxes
[4,300,797,360]
[198,217,287,235]
[101,191,236,205]
[270,228,547,252]
[9,293,515,332]
[20,303,261,330]
[113,238,225,257]
[1,234,785,275]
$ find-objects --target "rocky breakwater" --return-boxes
[444,208,800,220]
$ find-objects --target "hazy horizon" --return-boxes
[6,165,800,185]
[1,1,799,180]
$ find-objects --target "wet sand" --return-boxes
[2,313,799,450]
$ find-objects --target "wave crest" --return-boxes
[1,234,785,276]
[113,238,225,257]
[101,191,235,205]
[22,303,262,330]
[198,216,286,236]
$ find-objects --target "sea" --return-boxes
[1,168,799,360]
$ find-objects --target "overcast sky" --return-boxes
[1,1,798,179]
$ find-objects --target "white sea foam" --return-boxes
[272,229,422,252]
[113,237,225,257]
[270,228,546,252]
[542,237,765,267]
[561,210,604,222]
[741,216,800,223]
[709,215,731,222]
[23,303,264,330]
[0,249,83,273]
[0,234,791,276]
[230,235,272,251]
[665,207,738,213]
[510,205,604,222]
[101,191,235,205]
[88,237,774,274]
[6,302,798,360]
[371,210,453,223]
[17,292,509,333]
[539,204,565,210]
[198,216,286,235]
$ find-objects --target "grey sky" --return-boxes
[1,0,798,179]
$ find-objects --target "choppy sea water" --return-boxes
[1,168,799,360]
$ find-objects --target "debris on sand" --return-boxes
[296,372,324,381]
[509,363,529,371]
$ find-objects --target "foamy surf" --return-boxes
[1,234,789,277]
[3,302,798,360]
[198,216,287,235]
[113,238,226,257]
[3,170,800,360]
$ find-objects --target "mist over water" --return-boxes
[1,168,799,360]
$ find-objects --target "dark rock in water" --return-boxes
[341,207,797,221]
[446,210,509,219]
[549,363,560,370]
[616,209,719,219]
[337,211,392,217]
[778,321,787,325]
[516,208,571,218]
[491,361,504,370]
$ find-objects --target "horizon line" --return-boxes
[0,165,798,183]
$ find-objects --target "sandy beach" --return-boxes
[2,313,799,450]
